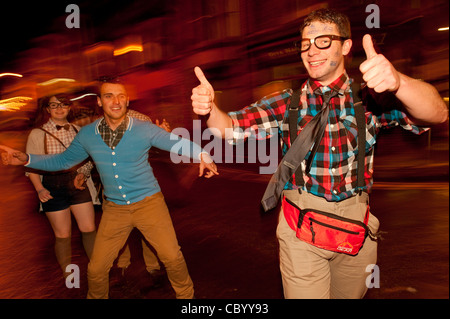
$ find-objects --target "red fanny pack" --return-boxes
[282,197,370,256]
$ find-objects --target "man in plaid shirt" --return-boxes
[191,8,447,298]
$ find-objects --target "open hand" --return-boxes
[155,118,172,132]
[199,153,219,178]
[0,145,28,165]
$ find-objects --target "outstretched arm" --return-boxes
[1,133,90,171]
[147,126,219,178]
[359,34,448,125]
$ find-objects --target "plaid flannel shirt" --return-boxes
[98,117,129,149]
[228,72,427,201]
[127,109,152,123]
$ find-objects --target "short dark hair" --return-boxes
[96,75,124,95]
[97,75,123,85]
[300,8,351,39]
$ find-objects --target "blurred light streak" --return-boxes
[113,45,143,56]
[84,43,114,55]
[0,117,30,125]
[438,27,449,31]
[70,93,97,101]
[0,73,23,78]
[37,78,76,86]
[0,96,32,111]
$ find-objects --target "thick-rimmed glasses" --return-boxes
[294,35,349,53]
[48,102,69,109]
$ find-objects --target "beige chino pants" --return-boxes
[277,190,380,299]
[87,192,194,299]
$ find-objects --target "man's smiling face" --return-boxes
[301,21,352,86]
[97,83,129,127]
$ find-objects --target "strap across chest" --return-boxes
[38,125,78,154]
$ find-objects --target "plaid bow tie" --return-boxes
[56,124,71,131]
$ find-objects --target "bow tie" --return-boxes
[56,124,71,131]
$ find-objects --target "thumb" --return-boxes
[362,34,377,59]
[194,66,212,88]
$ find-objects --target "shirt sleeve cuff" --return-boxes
[24,154,31,166]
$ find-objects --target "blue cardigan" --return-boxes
[27,117,205,205]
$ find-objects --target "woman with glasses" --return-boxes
[25,93,99,281]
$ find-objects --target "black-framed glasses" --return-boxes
[294,35,349,53]
[48,102,69,109]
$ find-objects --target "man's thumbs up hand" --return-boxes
[359,34,400,93]
[362,33,378,59]
[192,66,215,116]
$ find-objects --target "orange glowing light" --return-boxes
[0,96,32,111]
[37,78,76,86]
[113,45,143,56]
[0,73,23,78]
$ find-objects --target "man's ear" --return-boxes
[97,96,102,107]
[342,39,352,56]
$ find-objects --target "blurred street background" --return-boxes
[0,0,448,299]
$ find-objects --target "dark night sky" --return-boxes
[0,2,65,69]
[0,0,170,72]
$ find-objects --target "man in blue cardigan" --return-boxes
[1,78,218,299]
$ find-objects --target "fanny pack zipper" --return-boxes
[309,217,360,243]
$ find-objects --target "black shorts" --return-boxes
[41,171,92,213]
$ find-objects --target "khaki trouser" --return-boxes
[277,190,379,299]
[117,240,161,272]
[87,192,194,299]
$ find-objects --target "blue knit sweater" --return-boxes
[27,117,205,205]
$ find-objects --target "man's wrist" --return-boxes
[199,152,213,163]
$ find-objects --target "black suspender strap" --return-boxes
[351,82,366,190]
[288,89,301,143]
[38,125,78,154]
[288,89,304,187]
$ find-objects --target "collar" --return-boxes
[95,116,133,134]
[308,72,349,97]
